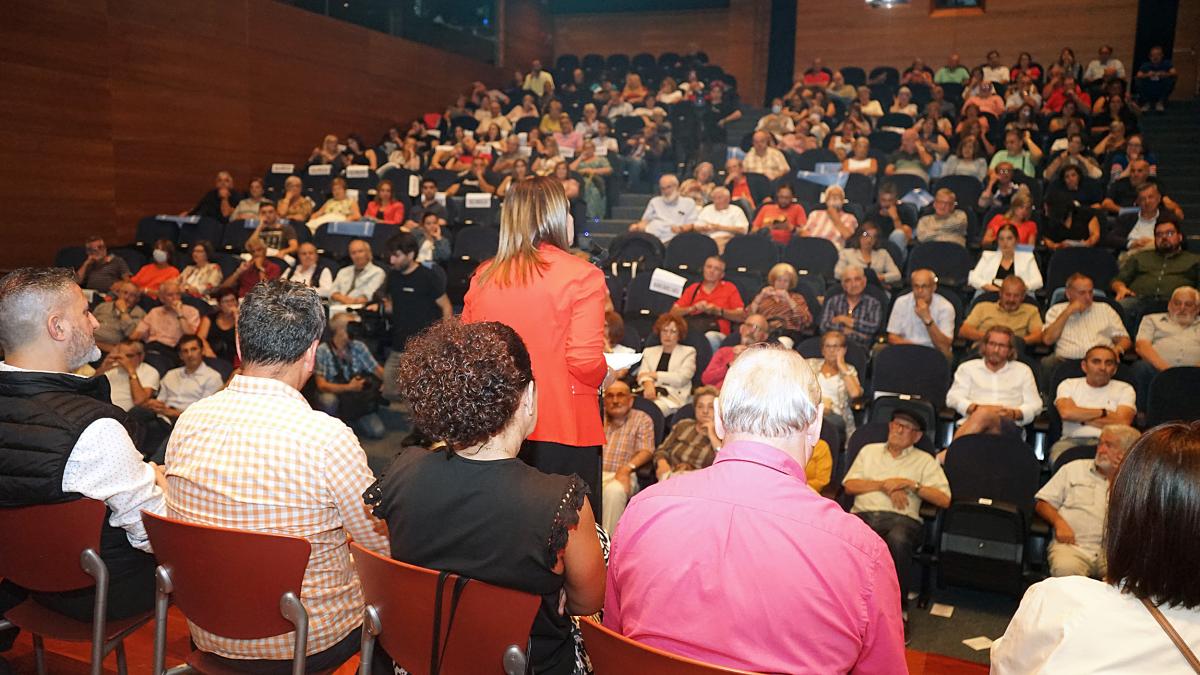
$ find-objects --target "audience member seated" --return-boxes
[308,134,345,172]
[993,422,1200,672]
[637,314,697,417]
[690,186,749,252]
[1045,166,1105,220]
[570,141,613,220]
[1043,273,1131,374]
[751,184,808,245]
[1043,134,1103,182]
[329,239,386,307]
[600,381,655,533]
[313,313,386,440]
[934,52,970,84]
[744,263,814,339]
[978,162,1025,213]
[1111,220,1199,322]
[1110,134,1159,183]
[806,329,863,438]
[0,268,163,626]
[1042,75,1091,115]
[229,177,268,222]
[1011,52,1042,83]
[801,185,858,247]
[446,155,498,196]
[363,179,404,224]
[722,157,756,209]
[281,242,334,298]
[276,175,315,224]
[629,174,698,244]
[1114,184,1185,259]
[1005,76,1043,113]
[1133,286,1200,403]
[821,265,884,351]
[870,182,918,256]
[983,193,1038,246]
[1135,45,1176,112]
[404,178,448,230]
[990,130,1044,179]
[93,281,146,352]
[948,326,1042,439]
[186,171,242,224]
[887,269,955,356]
[702,314,770,388]
[97,339,159,413]
[970,223,1044,293]
[343,133,378,170]
[76,235,131,292]
[221,235,281,299]
[1083,44,1125,85]
[982,50,1010,85]
[385,136,423,172]
[410,211,451,266]
[1102,161,1184,221]
[743,131,790,181]
[131,280,201,370]
[841,136,878,175]
[757,98,796,139]
[855,86,885,123]
[959,276,1044,344]
[380,232,452,400]
[164,281,388,671]
[884,129,934,183]
[916,188,969,247]
[198,289,239,365]
[671,256,746,351]
[962,81,1005,117]
[130,239,181,298]
[610,347,905,671]
[144,334,222,427]
[942,135,989,183]
[837,223,901,285]
[1037,424,1139,579]
[843,407,951,637]
[1042,202,1101,251]
[1051,345,1136,462]
[178,240,223,298]
[309,177,362,229]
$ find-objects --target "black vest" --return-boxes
[0,369,150,576]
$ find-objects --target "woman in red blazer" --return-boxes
[462,177,613,515]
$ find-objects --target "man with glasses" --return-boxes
[1111,220,1199,325]
[887,269,955,356]
[819,265,883,351]
[843,407,950,639]
[1133,286,1200,405]
[947,326,1041,439]
[979,161,1023,212]
[92,281,146,353]
[600,381,655,533]
[959,276,1043,344]
[95,339,159,412]
[75,236,131,292]
[702,314,770,388]
[915,189,968,247]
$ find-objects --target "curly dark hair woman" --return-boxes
[366,318,605,675]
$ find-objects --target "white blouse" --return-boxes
[992,576,1200,674]
[967,250,1043,292]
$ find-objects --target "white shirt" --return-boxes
[991,576,1200,674]
[844,443,951,522]
[640,196,699,244]
[982,65,1010,84]
[886,292,955,348]
[0,362,163,551]
[1083,58,1126,82]
[157,362,224,413]
[1128,209,1159,246]
[283,264,334,299]
[1055,376,1136,439]
[967,250,1044,292]
[330,262,385,302]
[1035,459,1109,551]
[947,358,1042,425]
[1045,302,1129,359]
[696,203,749,242]
[105,362,161,412]
[1137,313,1200,367]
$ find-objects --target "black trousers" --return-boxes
[0,550,157,625]
[199,627,360,673]
[519,440,603,521]
[857,511,922,609]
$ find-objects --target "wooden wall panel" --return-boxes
[0,0,507,270]
[791,0,1139,80]
[501,0,555,70]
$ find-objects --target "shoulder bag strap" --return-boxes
[431,571,450,675]
[1142,597,1200,673]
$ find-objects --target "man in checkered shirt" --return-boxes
[164,280,388,669]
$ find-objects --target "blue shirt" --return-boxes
[315,340,379,383]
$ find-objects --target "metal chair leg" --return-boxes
[33,634,45,675]
[116,642,128,675]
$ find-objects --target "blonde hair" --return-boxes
[1004,192,1032,221]
[767,262,799,289]
[478,176,572,287]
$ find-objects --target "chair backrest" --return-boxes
[871,343,951,409]
[867,131,901,155]
[577,618,755,674]
[631,396,666,445]
[722,234,778,277]
[0,499,106,592]
[1147,366,1200,427]
[447,194,501,228]
[423,169,460,192]
[664,232,718,278]
[450,224,500,262]
[605,232,665,278]
[841,67,866,87]
[868,396,937,437]
[623,270,678,325]
[1052,444,1098,475]
[351,542,541,675]
[796,336,867,377]
[942,434,1040,522]
[177,217,225,252]
[906,242,974,288]
[781,237,838,280]
[843,173,875,207]
[136,216,182,250]
[141,511,311,640]
[1044,247,1120,296]
[54,245,88,270]
[878,112,914,130]
[743,173,773,207]
[932,175,983,213]
[264,163,298,198]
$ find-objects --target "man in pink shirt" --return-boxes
[605,345,906,673]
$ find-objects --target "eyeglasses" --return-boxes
[996,168,1012,174]
[889,420,920,433]
[984,341,1012,349]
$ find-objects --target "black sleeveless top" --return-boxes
[366,447,587,675]
[206,317,237,365]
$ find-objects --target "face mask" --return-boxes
[152,249,169,264]
[771,105,783,114]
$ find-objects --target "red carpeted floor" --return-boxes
[2,606,987,674]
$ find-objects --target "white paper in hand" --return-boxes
[649,268,688,298]
[604,352,643,371]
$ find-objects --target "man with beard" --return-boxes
[1051,345,1136,462]
[629,173,698,244]
[947,325,1042,439]
[1035,424,1140,577]
[1133,285,1200,404]
[0,267,165,639]
[1111,220,1200,324]
[959,276,1043,344]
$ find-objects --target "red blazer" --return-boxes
[461,243,608,447]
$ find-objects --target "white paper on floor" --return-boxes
[929,603,955,618]
[962,636,994,651]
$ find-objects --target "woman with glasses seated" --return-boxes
[835,222,901,286]
[806,330,863,438]
[637,314,697,417]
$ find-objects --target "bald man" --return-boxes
[887,269,955,355]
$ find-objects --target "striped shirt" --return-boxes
[164,375,389,660]
[603,409,655,474]
[654,419,716,472]
[1045,302,1129,359]
[819,293,884,351]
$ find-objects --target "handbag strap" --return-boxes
[1141,597,1200,673]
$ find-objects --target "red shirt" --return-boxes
[729,177,755,209]
[752,203,808,245]
[365,200,405,224]
[674,280,745,335]
[236,260,282,298]
[986,214,1038,245]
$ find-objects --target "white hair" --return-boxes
[719,345,821,438]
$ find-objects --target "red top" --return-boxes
[752,203,808,245]
[986,214,1038,245]
[365,200,405,224]
[461,243,609,447]
[236,261,282,298]
[674,279,745,335]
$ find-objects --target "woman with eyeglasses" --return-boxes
[806,330,863,437]
[835,222,901,285]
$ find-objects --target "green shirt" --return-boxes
[989,150,1037,178]
[1116,249,1200,301]
[935,66,970,85]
